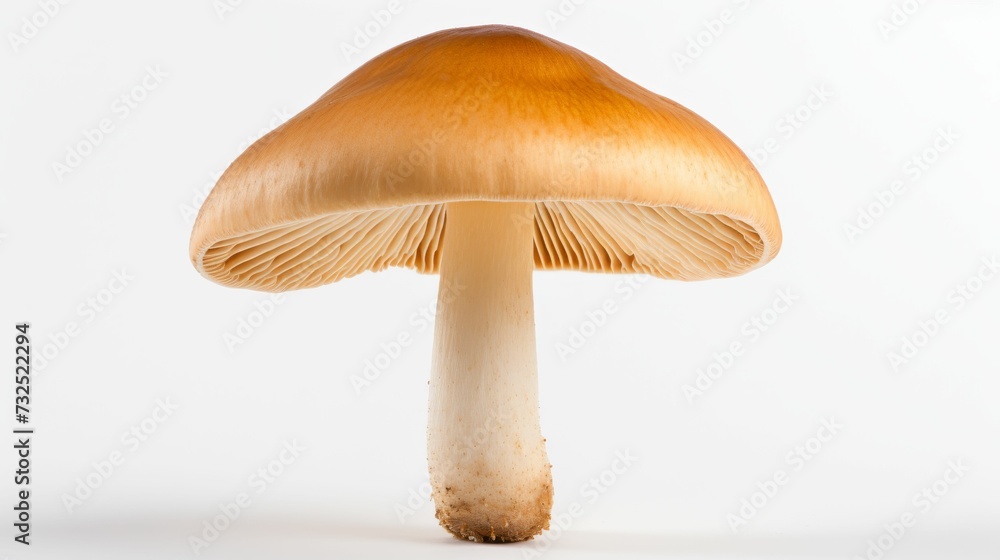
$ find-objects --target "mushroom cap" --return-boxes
[190,24,781,292]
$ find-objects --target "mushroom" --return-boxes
[189,25,781,543]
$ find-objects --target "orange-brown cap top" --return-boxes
[190,25,781,292]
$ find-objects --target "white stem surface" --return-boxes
[427,201,552,543]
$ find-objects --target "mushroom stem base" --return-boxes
[427,201,552,543]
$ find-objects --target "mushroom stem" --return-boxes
[428,201,552,543]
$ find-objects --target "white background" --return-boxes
[2,1,999,559]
